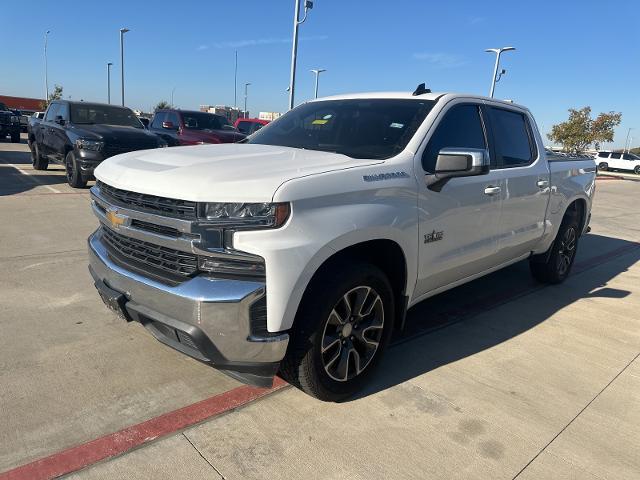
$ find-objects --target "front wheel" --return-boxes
[31,143,48,170]
[598,162,608,171]
[530,213,579,284]
[280,262,395,401]
[65,151,87,188]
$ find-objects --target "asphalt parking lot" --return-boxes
[1,137,639,479]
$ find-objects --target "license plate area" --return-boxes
[95,279,132,321]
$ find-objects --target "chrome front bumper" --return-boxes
[88,229,288,386]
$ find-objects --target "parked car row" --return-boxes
[595,151,640,175]
[27,101,251,188]
[0,102,22,142]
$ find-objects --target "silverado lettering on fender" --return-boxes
[88,91,596,401]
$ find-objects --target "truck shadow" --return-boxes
[0,151,75,196]
[352,233,640,401]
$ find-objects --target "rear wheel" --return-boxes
[65,151,87,188]
[598,162,608,171]
[31,143,48,170]
[634,166,640,175]
[530,212,579,284]
[280,262,395,401]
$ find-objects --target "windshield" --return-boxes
[246,99,435,159]
[182,112,230,131]
[70,104,143,128]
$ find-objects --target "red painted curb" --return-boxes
[0,378,288,480]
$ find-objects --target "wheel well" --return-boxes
[307,239,408,329]
[566,199,587,234]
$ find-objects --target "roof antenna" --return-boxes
[412,83,431,96]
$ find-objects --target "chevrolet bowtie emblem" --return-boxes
[105,208,126,229]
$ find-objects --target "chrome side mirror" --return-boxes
[426,148,490,191]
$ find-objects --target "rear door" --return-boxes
[608,152,623,169]
[414,102,504,297]
[486,106,550,262]
[621,153,639,172]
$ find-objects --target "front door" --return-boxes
[414,102,504,298]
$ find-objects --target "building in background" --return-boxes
[199,105,246,123]
[0,95,45,114]
[258,112,281,121]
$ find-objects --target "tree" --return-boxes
[154,100,171,111]
[547,107,621,153]
[41,84,64,109]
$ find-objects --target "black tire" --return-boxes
[11,132,20,143]
[280,262,395,401]
[529,212,579,284]
[65,151,87,188]
[31,143,48,170]
[634,166,640,175]
[598,162,608,171]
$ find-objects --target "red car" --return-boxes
[150,109,245,146]
[234,117,269,135]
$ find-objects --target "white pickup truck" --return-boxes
[88,90,596,401]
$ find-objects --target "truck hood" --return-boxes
[94,143,380,202]
[69,124,159,145]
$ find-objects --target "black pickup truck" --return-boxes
[29,100,167,188]
[0,102,21,143]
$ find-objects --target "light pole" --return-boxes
[244,83,251,119]
[624,128,634,153]
[288,0,314,110]
[485,46,515,98]
[44,30,50,102]
[310,68,326,99]
[107,62,113,104]
[171,87,176,107]
[234,50,238,108]
[119,28,130,106]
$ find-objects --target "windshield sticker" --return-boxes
[312,119,329,125]
[389,122,404,128]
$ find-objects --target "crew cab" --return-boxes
[88,90,595,401]
[149,109,245,146]
[0,102,21,143]
[596,151,640,175]
[29,100,167,188]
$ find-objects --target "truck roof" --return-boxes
[313,91,528,111]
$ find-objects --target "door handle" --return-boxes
[484,185,501,195]
[536,179,549,188]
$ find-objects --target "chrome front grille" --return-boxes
[101,226,198,277]
[97,181,197,219]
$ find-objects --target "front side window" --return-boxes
[489,108,535,168]
[151,112,166,129]
[182,112,225,130]
[422,104,486,172]
[236,121,251,134]
[247,99,435,160]
[57,103,69,121]
[622,153,639,160]
[70,104,143,128]
[45,104,59,122]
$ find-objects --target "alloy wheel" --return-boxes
[557,227,577,276]
[320,286,384,382]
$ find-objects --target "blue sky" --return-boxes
[3,0,639,148]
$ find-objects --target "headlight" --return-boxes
[10,115,19,123]
[75,139,104,151]
[200,202,290,228]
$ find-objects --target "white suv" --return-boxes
[596,151,640,175]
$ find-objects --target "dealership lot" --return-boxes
[1,138,639,479]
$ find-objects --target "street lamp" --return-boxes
[310,68,326,99]
[288,0,314,110]
[485,46,515,98]
[119,28,130,106]
[44,30,51,102]
[244,83,251,119]
[107,62,113,104]
[171,87,176,107]
[624,128,634,153]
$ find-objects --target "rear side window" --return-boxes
[598,152,610,158]
[422,104,486,172]
[610,153,622,159]
[489,108,536,168]
[236,121,251,134]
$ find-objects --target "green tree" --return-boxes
[154,100,171,111]
[41,84,63,109]
[548,107,622,153]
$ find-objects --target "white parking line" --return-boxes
[6,162,61,194]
